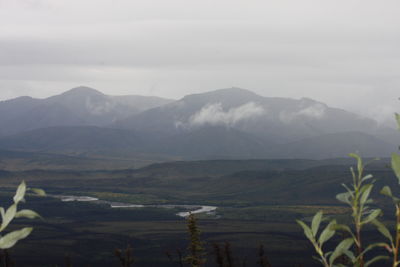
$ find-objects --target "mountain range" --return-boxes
[0,86,397,160]
[0,86,173,136]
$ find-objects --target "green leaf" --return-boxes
[342,183,355,197]
[360,184,373,206]
[0,204,17,232]
[364,199,374,205]
[392,153,400,183]
[365,255,389,267]
[311,211,323,237]
[350,166,356,180]
[343,249,356,261]
[349,153,362,176]
[0,207,4,221]
[15,209,41,220]
[395,113,400,130]
[318,220,336,247]
[372,220,393,243]
[336,192,351,205]
[349,153,360,161]
[13,181,26,204]
[361,174,373,183]
[381,186,393,197]
[359,242,390,259]
[362,209,381,225]
[297,220,314,243]
[329,238,354,265]
[331,224,355,238]
[0,227,32,249]
[30,188,46,196]
[312,256,323,264]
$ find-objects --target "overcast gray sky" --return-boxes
[0,0,399,123]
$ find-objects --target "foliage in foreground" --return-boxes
[0,181,44,250]
[298,114,400,267]
[185,213,206,267]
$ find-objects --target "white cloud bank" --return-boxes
[85,97,115,115]
[177,102,266,128]
[280,103,326,124]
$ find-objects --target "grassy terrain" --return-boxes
[2,160,394,206]
[0,149,176,171]
[5,195,324,267]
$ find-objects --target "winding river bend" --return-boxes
[50,195,217,218]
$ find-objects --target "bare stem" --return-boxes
[394,205,400,267]
[356,223,364,267]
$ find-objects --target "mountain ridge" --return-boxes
[0,86,395,160]
[114,87,379,142]
[0,86,174,136]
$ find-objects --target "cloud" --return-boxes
[186,102,265,127]
[85,97,115,115]
[297,103,326,119]
[280,103,326,124]
[367,104,399,127]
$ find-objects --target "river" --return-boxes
[50,194,217,218]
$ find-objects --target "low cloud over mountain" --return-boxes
[0,86,396,160]
[176,102,266,129]
[279,103,326,124]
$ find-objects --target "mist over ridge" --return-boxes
[0,85,397,160]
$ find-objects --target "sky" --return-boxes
[0,0,399,124]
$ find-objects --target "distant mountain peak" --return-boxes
[300,97,325,106]
[180,87,262,104]
[60,86,104,97]
[202,87,259,96]
[0,95,35,103]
